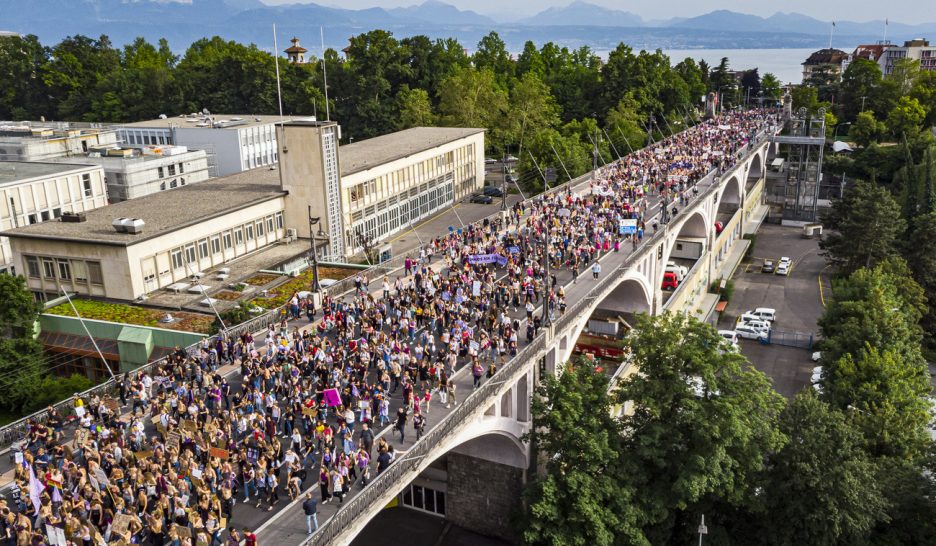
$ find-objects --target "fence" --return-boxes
[766,329,815,349]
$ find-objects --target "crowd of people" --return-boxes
[1,108,778,546]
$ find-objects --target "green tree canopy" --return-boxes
[0,274,46,413]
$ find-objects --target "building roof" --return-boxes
[48,148,207,172]
[0,161,100,187]
[339,127,484,177]
[118,114,314,130]
[803,48,848,66]
[851,44,891,62]
[285,38,308,54]
[3,167,285,246]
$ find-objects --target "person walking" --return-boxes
[592,262,601,279]
[472,361,484,389]
[394,406,408,444]
[302,494,318,534]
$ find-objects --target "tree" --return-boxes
[673,58,706,104]
[437,66,507,148]
[519,361,646,546]
[504,71,561,155]
[819,178,905,273]
[805,64,840,104]
[472,31,513,85]
[886,96,926,138]
[760,72,782,102]
[614,313,786,544]
[837,58,883,122]
[829,346,932,458]
[849,110,887,147]
[0,274,46,413]
[605,95,647,152]
[0,34,52,120]
[791,86,820,113]
[760,392,888,545]
[905,209,936,343]
[41,34,121,120]
[395,85,434,129]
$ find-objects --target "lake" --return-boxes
[661,48,813,85]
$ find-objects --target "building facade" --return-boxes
[116,115,311,176]
[0,162,108,274]
[801,48,848,82]
[879,39,936,75]
[68,146,212,202]
[0,123,119,162]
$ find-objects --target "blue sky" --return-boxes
[259,0,920,24]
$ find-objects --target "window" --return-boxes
[52,208,61,218]
[211,236,221,254]
[171,248,184,270]
[40,211,49,221]
[234,228,244,245]
[57,260,71,280]
[245,224,254,240]
[180,178,185,186]
[159,182,166,191]
[198,239,209,259]
[168,164,176,176]
[275,213,284,229]
[222,232,232,249]
[26,256,39,278]
[88,261,103,285]
[42,258,55,278]
[256,220,264,237]
[158,167,165,178]
[178,162,184,174]
[184,244,196,264]
[82,174,92,197]
[266,216,274,233]
[170,179,177,189]
[73,260,88,283]
[27,214,37,224]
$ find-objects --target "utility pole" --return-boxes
[542,233,551,327]
[308,206,322,292]
[502,146,509,211]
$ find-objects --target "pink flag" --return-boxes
[323,388,341,407]
[27,462,44,515]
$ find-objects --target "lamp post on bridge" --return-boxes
[308,206,323,293]
[541,232,552,328]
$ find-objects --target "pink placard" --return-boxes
[323,388,341,407]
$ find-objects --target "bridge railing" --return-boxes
[304,333,549,545]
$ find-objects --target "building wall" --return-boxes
[1,165,108,273]
[445,452,522,542]
[339,131,484,255]
[0,131,119,162]
[11,196,286,301]
[104,150,211,202]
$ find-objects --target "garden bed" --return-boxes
[251,266,359,308]
[244,273,281,286]
[212,290,243,301]
[46,299,215,334]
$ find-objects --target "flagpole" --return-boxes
[829,21,835,49]
[883,18,888,43]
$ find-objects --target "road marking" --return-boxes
[387,204,464,244]
[818,264,830,307]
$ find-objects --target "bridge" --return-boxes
[254,131,776,545]
[0,123,776,546]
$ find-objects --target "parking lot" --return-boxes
[718,223,827,398]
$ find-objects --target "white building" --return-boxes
[337,127,484,254]
[879,38,936,75]
[53,146,211,202]
[5,168,286,301]
[116,114,312,176]
[5,123,485,301]
[0,162,108,274]
[0,123,119,162]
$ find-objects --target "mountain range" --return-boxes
[2,0,936,52]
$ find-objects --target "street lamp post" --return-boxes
[541,233,551,327]
[308,206,322,293]
[502,145,509,211]
[833,122,852,141]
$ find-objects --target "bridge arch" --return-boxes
[747,150,764,181]
[446,429,528,469]
[717,174,742,212]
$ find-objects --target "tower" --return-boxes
[284,37,308,64]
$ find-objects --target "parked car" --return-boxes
[735,324,768,341]
[718,330,740,345]
[738,319,771,333]
[746,307,776,322]
[661,271,679,290]
[482,186,504,197]
[811,351,822,362]
[775,263,790,276]
[469,193,493,204]
[761,260,775,273]
[811,366,823,384]
[484,158,497,164]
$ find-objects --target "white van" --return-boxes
[666,261,688,281]
[735,324,768,341]
[748,308,776,322]
[739,319,771,332]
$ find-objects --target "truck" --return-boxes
[669,237,705,260]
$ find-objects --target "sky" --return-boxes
[259,0,921,23]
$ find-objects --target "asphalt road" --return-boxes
[718,223,826,398]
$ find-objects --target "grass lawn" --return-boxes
[251,266,358,308]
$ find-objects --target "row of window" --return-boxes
[158,178,186,191]
[25,256,104,285]
[347,143,475,210]
[123,131,170,146]
[156,162,185,179]
[347,182,455,249]
[167,212,284,271]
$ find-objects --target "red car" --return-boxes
[661,271,679,290]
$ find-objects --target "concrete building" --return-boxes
[336,127,484,255]
[842,42,892,72]
[0,162,108,274]
[116,114,313,176]
[5,123,485,300]
[879,38,936,75]
[56,146,211,202]
[801,48,848,82]
[0,123,119,162]
[5,168,287,301]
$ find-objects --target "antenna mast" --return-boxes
[321,26,330,121]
